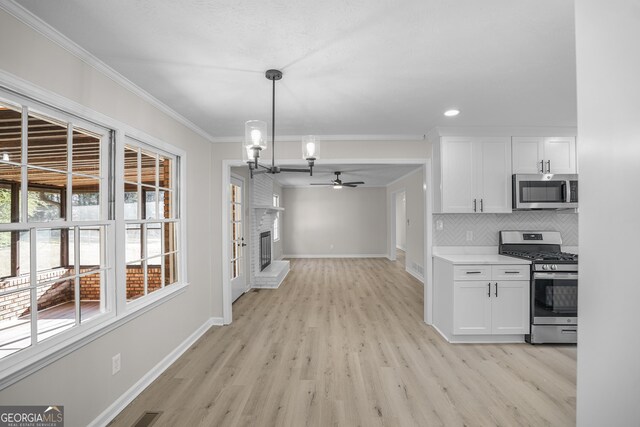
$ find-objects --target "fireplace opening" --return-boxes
[260,231,272,271]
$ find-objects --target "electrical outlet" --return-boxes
[436,220,444,231]
[112,353,121,375]
[466,231,473,241]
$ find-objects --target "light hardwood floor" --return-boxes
[110,258,576,426]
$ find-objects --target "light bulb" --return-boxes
[306,142,315,157]
[251,129,262,146]
[333,185,342,190]
[444,109,460,117]
[1,153,8,161]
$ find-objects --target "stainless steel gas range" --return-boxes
[499,231,578,344]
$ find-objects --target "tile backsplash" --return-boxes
[433,211,578,246]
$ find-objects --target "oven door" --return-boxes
[532,272,578,324]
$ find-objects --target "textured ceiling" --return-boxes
[15,0,576,140]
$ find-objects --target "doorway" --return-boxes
[230,175,248,302]
[395,191,407,267]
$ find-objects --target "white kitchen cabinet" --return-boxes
[438,137,511,213]
[491,280,530,334]
[433,256,530,343]
[453,281,492,334]
[512,137,577,174]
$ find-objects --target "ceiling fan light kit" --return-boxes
[310,171,365,189]
[243,69,320,178]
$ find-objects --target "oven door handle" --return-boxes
[533,272,578,280]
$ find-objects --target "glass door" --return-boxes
[230,176,246,302]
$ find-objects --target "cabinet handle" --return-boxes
[488,283,491,297]
[494,282,498,297]
[480,199,484,212]
[504,271,520,274]
[546,160,551,173]
[540,160,544,173]
[473,198,477,212]
[466,271,482,274]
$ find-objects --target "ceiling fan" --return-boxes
[310,172,364,189]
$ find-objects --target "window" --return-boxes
[273,194,280,241]
[0,87,185,376]
[0,100,111,359]
[123,140,180,302]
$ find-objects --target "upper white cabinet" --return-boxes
[512,137,577,174]
[436,137,511,213]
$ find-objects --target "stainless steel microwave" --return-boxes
[512,174,578,210]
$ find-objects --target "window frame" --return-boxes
[0,80,188,389]
[120,136,182,306]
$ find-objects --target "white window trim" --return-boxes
[273,194,280,242]
[0,71,189,390]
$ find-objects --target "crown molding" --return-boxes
[0,1,215,143]
[211,134,427,143]
[425,126,577,139]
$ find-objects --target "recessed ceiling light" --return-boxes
[444,109,460,117]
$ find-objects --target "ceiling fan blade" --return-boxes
[343,184,358,187]
[342,181,365,185]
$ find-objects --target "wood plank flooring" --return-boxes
[109,258,576,427]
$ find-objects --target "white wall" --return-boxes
[387,168,425,279]
[0,8,213,426]
[395,192,406,250]
[575,1,640,425]
[282,187,387,256]
[273,179,284,260]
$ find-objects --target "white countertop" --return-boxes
[433,254,532,265]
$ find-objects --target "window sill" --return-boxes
[0,281,189,391]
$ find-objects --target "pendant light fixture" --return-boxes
[243,69,320,178]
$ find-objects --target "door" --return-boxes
[512,137,544,174]
[532,272,578,324]
[476,138,511,213]
[544,137,576,174]
[453,281,492,335]
[230,176,247,302]
[441,137,475,213]
[491,281,530,334]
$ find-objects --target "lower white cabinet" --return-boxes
[433,258,530,342]
[453,280,529,335]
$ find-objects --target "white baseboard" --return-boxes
[406,265,425,283]
[283,254,387,259]
[88,318,217,427]
[210,317,224,326]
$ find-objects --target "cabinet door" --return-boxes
[512,137,544,174]
[491,281,530,335]
[441,138,475,213]
[544,137,576,174]
[476,138,512,213]
[453,281,492,335]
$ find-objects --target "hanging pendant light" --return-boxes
[243,69,320,178]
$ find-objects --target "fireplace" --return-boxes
[260,231,271,271]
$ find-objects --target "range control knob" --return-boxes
[551,265,558,270]
[542,265,549,270]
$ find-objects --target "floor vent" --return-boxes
[132,411,162,427]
